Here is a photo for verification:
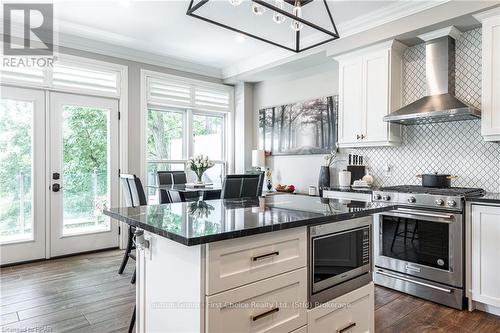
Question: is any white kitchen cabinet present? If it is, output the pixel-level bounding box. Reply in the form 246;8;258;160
206;268;307;333
307;282;375;333
206;227;306;295
333;41;405;148
475;9;500;141
470;204;500;312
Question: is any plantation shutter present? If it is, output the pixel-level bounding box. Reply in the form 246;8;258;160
147;76;232;112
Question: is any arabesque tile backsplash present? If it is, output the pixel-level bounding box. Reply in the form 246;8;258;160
344;28;500;193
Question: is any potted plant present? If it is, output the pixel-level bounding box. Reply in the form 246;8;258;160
187;155;215;184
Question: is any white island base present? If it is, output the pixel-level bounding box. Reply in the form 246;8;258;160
135;227;374;333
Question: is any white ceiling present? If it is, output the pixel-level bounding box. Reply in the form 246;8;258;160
48;0;403;75
12;0;493;79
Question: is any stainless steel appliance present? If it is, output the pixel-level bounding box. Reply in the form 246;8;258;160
383;32;480;125
372;185;485;309
309;216;372;306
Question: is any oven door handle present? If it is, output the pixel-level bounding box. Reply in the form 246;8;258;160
376;270;453;293
384;209;455;221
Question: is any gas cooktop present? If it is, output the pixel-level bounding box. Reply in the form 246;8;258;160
379;185;485;197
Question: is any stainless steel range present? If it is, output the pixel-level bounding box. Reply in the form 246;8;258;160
372;185;485;309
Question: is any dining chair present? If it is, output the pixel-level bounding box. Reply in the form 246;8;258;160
118;174;147;284
171;171;188;185
156;171;174;204
221;174;261;199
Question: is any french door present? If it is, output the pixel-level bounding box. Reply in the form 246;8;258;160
49;93;119;256
0;88;119;264
0;87;46;264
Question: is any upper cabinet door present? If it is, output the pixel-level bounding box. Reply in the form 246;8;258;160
338;59;363;145
363;50;390;143
334;40;404;148
478;11;500;141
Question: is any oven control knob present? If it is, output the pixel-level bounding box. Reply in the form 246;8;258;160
447;200;457;207
407;197;416;203
374;194;382;200
382;195;391;201
435;199;444;206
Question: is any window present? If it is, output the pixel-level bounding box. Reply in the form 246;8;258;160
146;108;227;192
144;72;233;202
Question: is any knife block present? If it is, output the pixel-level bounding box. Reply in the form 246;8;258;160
347;166;365;184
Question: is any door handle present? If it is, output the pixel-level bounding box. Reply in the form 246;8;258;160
52;183;63;192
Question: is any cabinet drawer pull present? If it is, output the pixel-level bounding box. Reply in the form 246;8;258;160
336;322;356;333
252;251;279;261
250;307;279;321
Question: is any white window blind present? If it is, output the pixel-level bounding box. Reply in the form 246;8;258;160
52;62;119;95
1;56;121;97
1;66;45;85
147;76;232;112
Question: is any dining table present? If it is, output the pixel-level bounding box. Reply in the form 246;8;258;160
147;183;222;202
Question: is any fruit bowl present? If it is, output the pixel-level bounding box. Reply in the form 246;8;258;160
275;184;295;193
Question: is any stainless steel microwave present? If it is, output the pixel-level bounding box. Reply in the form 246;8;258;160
309;216;372;306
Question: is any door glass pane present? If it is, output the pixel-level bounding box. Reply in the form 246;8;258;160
62;105;111;235
193;114;223;161
0;99;34;243
381;216;450;270
148;109;184;160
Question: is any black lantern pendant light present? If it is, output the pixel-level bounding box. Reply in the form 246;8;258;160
186;0;340;53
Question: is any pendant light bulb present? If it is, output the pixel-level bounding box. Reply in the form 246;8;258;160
228;0;243;6
272;0;286;24
291;1;304;31
252;2;266;15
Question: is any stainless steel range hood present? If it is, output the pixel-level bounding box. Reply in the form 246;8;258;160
384;28;480;125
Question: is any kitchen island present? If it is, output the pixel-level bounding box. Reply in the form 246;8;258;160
104;195;395;333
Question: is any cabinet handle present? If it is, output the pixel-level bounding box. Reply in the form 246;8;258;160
250;307;279;321
356;134;361;140
360;134;365;139
252;251;279;261
336;322;356;333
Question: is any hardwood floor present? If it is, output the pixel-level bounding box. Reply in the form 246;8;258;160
1;250;499;333
375;285;500;332
0;250;135;333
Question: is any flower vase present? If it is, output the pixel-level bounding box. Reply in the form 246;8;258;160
318;166;330;197
196;173;204;184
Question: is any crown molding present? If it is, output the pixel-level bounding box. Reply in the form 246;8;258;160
418;26;462;41
472;6;500;22
1;18;223;79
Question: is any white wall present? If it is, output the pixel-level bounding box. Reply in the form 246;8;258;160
252;61;339;194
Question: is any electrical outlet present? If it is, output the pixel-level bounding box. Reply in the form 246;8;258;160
384;165;392;177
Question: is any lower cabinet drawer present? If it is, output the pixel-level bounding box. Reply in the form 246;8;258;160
206;268;307;333
307;283;374;333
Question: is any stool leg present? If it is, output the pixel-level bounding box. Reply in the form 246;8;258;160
131;268;136;284
128;305;136;333
119;226;134;274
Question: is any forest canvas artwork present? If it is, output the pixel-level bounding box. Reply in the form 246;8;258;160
258;96;338;155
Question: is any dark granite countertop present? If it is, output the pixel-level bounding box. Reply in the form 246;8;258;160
323;186;377;194
104;194;395;246
466;193;500;204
